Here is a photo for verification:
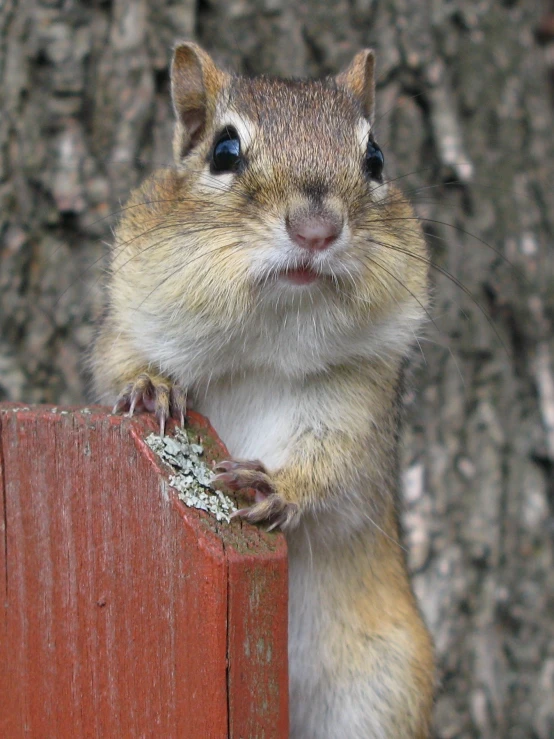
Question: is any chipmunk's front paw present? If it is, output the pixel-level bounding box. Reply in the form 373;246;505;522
112;372;186;435
213;460;300;531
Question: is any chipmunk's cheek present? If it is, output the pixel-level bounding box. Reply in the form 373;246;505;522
196;168;235;195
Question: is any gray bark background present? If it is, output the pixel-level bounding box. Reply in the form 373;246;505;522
1;1;553;737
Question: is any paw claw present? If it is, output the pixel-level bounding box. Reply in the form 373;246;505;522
112;373;187;434
214;459;299;531
128;395;138;417
112;397;127;415
233;495;300;531
213;460;235;473
170;385;187;428
212;472;238;489
214;459;266;474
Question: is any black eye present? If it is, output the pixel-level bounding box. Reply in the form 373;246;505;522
365;138;384;182
211;128;242;174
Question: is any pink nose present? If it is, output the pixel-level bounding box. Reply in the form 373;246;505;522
287;217;341;251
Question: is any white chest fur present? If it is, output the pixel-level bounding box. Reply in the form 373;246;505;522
193;372;299;469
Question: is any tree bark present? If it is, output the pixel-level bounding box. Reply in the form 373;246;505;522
1;1;553;736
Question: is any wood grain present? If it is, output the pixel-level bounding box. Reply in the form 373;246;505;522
0;404;288;738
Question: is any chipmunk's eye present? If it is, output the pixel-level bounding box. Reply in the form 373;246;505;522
211;128;242;174
365;138;384;182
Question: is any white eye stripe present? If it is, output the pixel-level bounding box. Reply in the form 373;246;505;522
371;180;389;202
356;120;372;152
218;111;256;150
197;169;235;194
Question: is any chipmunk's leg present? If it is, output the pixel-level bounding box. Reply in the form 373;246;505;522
113;372;187;435
212;424;360;532
92;321;187;434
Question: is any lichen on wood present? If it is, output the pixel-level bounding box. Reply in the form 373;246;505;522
145;426;237;523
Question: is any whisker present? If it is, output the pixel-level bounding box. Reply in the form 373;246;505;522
350;233;509;356
132;240;245;316
372;213;523;283
345;245;467;386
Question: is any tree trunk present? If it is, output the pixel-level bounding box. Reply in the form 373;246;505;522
1;1;553;736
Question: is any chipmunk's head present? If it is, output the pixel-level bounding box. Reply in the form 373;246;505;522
114;43;428;373
165;43;427;331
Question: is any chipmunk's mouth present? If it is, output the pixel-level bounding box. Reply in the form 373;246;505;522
280;265;320;285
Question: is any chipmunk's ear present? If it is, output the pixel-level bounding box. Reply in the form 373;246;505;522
171;42;229;159
336;50;376;123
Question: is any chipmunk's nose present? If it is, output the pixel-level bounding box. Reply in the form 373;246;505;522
286;214;342;251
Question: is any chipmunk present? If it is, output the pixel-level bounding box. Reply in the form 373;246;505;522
92;42;435;738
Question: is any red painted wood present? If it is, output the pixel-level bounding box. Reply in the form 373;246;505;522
227;533;289;737
0;404;288;738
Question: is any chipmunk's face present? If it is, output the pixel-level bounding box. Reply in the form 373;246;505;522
193;78;390;294
164;44;427;334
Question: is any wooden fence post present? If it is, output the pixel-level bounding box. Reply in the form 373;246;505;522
0;404;288;738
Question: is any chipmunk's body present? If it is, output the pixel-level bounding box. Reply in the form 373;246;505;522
93;43;434;737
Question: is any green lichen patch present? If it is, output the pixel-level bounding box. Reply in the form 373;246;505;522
145;426;237;523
